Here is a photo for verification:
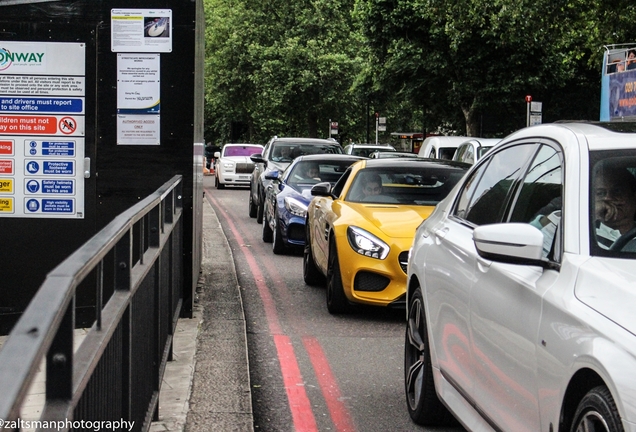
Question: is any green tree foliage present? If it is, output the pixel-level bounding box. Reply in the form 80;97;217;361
205;0;636;143
355;0;582;136
353;0;636;136
204;0;365;144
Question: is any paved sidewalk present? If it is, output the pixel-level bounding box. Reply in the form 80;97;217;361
152;196;254;431
0;197;253;432
149;314;201;432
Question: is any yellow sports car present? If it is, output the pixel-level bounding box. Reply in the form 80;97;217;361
303;158;469;313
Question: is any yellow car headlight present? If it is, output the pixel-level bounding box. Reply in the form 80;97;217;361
347;226;389;260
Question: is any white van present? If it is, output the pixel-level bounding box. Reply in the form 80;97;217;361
452;138;501;165
417;136;475;160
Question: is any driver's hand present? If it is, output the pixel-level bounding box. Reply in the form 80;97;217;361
596;199;619;223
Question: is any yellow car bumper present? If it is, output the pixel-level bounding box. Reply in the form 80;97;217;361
335;235;410;307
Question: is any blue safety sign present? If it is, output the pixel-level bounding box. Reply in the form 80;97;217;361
26;199;39;212
24;141;76;157
24;179;75;194
26;179;40;193
42;199;74;213
42;141;75;156
26;161;39;174
42;161;74;175
41;179;74;194
0;97;83;113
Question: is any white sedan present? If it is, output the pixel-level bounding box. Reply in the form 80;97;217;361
214;144;263;189
405;122;636;432
214;143;264;189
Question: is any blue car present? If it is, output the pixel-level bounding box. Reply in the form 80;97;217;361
261;154;365;254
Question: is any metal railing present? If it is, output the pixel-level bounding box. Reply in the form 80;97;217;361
0;175;184;432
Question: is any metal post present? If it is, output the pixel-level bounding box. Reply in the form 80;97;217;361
375;115;379;145
366;102;370;144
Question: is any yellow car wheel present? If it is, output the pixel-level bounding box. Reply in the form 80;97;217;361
303;224;325;286
326;239;350;314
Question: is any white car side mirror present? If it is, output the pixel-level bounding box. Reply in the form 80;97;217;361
473;223;544;264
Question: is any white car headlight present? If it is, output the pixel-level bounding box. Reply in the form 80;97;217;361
222;162;235;169
284;197;307;217
347;226;390;259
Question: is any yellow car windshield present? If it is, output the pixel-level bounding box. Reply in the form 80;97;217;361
346;167;466;205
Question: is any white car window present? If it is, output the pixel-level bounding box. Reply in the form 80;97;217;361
509;144;563;259
590;153;636;255
462;145;475;165
454;144;537;225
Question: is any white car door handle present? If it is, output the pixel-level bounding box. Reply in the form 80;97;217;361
434;227;448;245
434;228;448;239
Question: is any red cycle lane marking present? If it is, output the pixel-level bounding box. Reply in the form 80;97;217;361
275;334;319;431
303;337;356;432
206;193;317;431
213;203;283;334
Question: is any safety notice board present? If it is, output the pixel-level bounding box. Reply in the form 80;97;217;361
0;41;85;218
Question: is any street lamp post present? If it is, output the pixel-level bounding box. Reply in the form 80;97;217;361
375;113;379;144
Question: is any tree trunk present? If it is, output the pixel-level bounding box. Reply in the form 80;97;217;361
462;101;480;137
307;111;318;138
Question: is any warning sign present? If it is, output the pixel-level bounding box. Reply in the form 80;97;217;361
117;114;159;145
0;41;85;219
0;197;13;213
0;115;83;136
0;178;13;193
59;117;77;134
0;160;13;174
0;115;56;134
0;140;13;155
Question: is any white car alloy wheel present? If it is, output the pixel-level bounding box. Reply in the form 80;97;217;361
570;386;622;432
404;286;453;426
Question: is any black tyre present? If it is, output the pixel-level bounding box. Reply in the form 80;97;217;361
405;286;454;425
303;224;325;286
570;386;623;432
272;212;286;255
215;175;225;189
256;191;264;224
248;192;257;218
262;212;273;242
326;240;350;314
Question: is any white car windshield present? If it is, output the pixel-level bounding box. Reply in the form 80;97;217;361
223;145;262;157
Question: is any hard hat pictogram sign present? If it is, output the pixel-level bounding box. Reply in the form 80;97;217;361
59;117;77;135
